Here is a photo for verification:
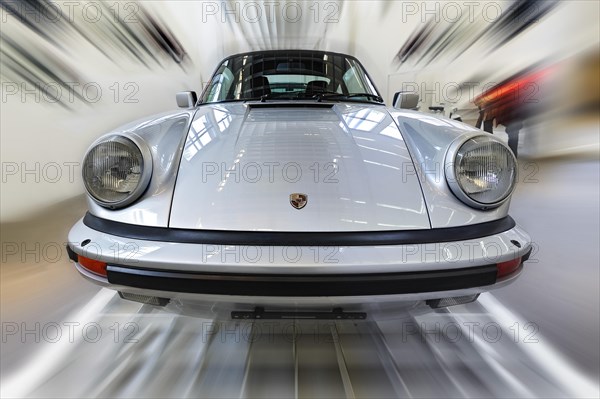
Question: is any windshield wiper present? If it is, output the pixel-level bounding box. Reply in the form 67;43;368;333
260;93;274;102
239;93;275;102
314;92;384;103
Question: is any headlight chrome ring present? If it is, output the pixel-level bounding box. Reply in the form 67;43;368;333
446;135;517;210
82;135;152;209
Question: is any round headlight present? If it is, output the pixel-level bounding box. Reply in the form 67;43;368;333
83;135;152;209
446;136;517;209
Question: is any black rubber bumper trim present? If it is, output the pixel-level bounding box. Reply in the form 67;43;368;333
83;212;516;247
107;264;498;297
522;247;533;262
66;245;78;262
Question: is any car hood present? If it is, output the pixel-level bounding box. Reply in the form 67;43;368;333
169;102;429;232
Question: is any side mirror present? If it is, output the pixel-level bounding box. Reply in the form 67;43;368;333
176;91;197;108
393;91;419;110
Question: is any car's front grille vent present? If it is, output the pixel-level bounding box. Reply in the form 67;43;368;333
247;102;334;109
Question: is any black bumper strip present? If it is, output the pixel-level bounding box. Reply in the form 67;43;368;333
107;265;498;297
66;245;78;262
83;212;516;247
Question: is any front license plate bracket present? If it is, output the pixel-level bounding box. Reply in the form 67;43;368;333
231;307;367;320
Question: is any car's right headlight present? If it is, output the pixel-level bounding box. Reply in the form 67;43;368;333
446;135;517;209
82;135;152;209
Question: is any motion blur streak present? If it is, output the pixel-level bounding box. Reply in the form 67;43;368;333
0;0;189;108
476;294;599;398
0;288;117;398
2;292;598;398
395;0;560;66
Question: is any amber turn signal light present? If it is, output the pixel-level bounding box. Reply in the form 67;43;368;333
497;257;522;278
78;255;108;277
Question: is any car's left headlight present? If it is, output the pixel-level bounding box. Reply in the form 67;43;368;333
82;135;152;209
446;135;517;209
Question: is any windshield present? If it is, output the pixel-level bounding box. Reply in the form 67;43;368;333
201;50;382;104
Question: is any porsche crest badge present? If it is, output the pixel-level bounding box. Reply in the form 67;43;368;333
290;193;308;210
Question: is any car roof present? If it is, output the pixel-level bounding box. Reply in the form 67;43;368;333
220;49;361;62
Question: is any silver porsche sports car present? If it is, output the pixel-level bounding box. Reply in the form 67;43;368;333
67;50;531;318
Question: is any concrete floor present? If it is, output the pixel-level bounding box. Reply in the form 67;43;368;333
1;158;599;398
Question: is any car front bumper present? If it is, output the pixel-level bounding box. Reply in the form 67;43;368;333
67;215;532;310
